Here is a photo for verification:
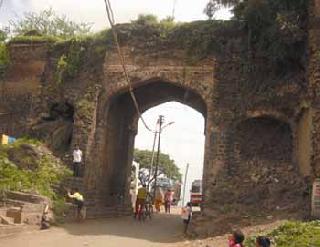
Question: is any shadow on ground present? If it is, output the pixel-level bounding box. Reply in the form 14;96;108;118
61;212;184;244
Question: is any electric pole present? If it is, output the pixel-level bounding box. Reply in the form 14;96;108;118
153;115;164;200
182;163;190;207
147;120;159;190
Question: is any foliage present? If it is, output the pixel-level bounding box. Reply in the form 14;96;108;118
167;20;242;61
76;98;95;121
245;221;320;247
0;30;7;42
0;138;72;200
204;0;308;72
10;8;92;38
0;43;10;80
134;149;182;185
55;39;86;84
133;14;159;26
204;0;220;20
10;35;63;43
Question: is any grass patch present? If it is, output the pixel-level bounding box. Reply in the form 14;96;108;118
9;35;63;43
245;221;320;247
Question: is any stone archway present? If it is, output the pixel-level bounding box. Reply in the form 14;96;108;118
84;78;210;214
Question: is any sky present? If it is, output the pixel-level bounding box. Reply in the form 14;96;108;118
134;102;205;204
0;0;232;30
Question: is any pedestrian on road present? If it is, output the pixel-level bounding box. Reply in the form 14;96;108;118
228;230;245;247
73;145;83;177
68;188;85;221
154;187;164;212
135;184;147;218
256;236;271;247
164;189;174;213
40;204;50;230
181;202;192;234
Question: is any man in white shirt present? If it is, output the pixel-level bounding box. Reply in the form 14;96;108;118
73;145;83;177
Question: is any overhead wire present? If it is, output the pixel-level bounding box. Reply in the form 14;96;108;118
103;0;154;132
172;0;178;19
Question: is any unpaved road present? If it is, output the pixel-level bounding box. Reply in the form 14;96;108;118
0;212;185;247
0;208;284;247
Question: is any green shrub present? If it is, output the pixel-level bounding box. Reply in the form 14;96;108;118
245;221;320;247
0;138;72;201
55;39;86;84
0;43;9;80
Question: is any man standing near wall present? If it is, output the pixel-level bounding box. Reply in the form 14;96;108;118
73;145;83;177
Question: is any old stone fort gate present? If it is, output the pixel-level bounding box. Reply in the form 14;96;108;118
2;0;320;233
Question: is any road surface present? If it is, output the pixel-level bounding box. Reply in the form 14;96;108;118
0;211;185;247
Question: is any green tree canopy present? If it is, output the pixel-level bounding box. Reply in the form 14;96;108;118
10;8;92;38
204;0;308;72
134;149;182;185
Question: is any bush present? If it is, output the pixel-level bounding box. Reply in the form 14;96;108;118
245;221;320;247
0;138;72;200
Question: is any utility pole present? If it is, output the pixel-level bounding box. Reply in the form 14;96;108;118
147;120;159;190
182;163;190;207
153;115;164;200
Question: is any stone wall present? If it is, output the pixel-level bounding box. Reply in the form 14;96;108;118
0;42;48;137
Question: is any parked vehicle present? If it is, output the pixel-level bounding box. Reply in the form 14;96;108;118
190;179;202;206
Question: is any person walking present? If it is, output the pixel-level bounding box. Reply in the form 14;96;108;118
154;186;164;212
181;202;192;234
73;145;83;177
164;189;174;213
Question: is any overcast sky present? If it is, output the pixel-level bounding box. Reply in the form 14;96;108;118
0;0;232;30
0;0;231;202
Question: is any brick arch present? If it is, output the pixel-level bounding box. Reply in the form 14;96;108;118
84;77;210;212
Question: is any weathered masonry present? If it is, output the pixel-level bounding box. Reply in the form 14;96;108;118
2;0;320;234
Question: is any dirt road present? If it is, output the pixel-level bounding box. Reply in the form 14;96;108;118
0;212;185;247
0;207;284;247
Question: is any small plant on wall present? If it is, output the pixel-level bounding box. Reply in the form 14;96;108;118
0;43;10;81
55;39;86;85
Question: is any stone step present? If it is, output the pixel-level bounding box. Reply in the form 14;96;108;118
6;191;49;204
4;199;44;213
0;215;14;225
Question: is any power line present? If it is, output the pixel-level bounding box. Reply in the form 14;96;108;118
103;0;154;132
0;0;4;12
172;0;178;19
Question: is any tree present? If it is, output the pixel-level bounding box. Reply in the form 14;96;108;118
134;149;182;186
204;0;220;20
10;8;92;38
0;30;7;42
133;14;158;25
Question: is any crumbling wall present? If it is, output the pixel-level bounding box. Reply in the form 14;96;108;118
0;42;49;136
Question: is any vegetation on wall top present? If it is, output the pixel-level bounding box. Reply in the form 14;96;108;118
10;8;92;39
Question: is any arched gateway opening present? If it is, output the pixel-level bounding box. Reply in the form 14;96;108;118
86;79;208;212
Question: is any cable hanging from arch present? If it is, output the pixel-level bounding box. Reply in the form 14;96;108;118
103;0;155;132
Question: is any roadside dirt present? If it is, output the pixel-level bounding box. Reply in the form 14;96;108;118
0;206;286;247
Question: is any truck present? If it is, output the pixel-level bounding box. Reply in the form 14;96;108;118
190;179;202;206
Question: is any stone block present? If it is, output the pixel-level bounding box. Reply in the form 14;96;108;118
6;207;22;224
0;215;14;225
